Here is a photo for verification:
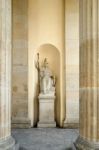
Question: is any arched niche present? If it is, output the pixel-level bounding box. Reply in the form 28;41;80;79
34;44;60;126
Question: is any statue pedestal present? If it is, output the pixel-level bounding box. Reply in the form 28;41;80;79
38;94;56;128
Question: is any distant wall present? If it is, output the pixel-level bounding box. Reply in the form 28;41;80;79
28;0;65;127
11;0;79;128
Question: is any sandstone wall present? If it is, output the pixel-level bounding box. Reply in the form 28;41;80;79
12;0;30;128
28;0;65;126
65;0;79;127
11;0;79;128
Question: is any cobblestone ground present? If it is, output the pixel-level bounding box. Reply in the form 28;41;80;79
12;128;79;150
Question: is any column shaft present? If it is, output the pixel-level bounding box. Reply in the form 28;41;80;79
75;0;99;149
0;0;16;149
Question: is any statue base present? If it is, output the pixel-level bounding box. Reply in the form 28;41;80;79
37;93;56;128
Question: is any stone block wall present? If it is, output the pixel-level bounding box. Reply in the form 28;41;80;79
12;0;30;128
64;0;79;127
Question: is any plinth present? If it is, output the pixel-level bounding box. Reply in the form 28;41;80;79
38;93;56;127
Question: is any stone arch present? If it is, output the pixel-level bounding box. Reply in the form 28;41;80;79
33;43;61;126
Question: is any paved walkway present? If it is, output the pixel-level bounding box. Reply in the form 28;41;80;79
12;128;79;150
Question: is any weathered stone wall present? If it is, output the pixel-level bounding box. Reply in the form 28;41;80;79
64;0;79;127
12;0;30;128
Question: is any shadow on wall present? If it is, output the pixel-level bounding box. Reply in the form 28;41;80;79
33;44;60;126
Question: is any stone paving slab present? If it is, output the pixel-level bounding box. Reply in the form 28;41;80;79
12;128;78;150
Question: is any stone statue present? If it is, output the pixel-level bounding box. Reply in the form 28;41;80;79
40;58;55;94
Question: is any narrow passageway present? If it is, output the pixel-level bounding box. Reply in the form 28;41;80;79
12;128;78;150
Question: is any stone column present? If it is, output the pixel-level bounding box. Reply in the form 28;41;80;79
0;0;16;149
75;0;99;149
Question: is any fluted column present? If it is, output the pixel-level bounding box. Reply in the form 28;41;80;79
75;0;99;149
0;0;15;149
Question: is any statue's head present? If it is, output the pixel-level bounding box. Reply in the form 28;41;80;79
43;58;48;68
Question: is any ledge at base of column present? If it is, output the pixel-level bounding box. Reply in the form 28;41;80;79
0;136;19;150
74;136;99;150
64;123;79;129
12;117;31;128
38;121;56;128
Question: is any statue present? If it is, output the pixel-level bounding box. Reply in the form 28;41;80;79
37;58;56;127
40;58;56;94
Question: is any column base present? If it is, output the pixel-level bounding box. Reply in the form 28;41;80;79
0;136;19;150
74;136;99;150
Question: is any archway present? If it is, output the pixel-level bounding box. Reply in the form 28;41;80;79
33;44;61;126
